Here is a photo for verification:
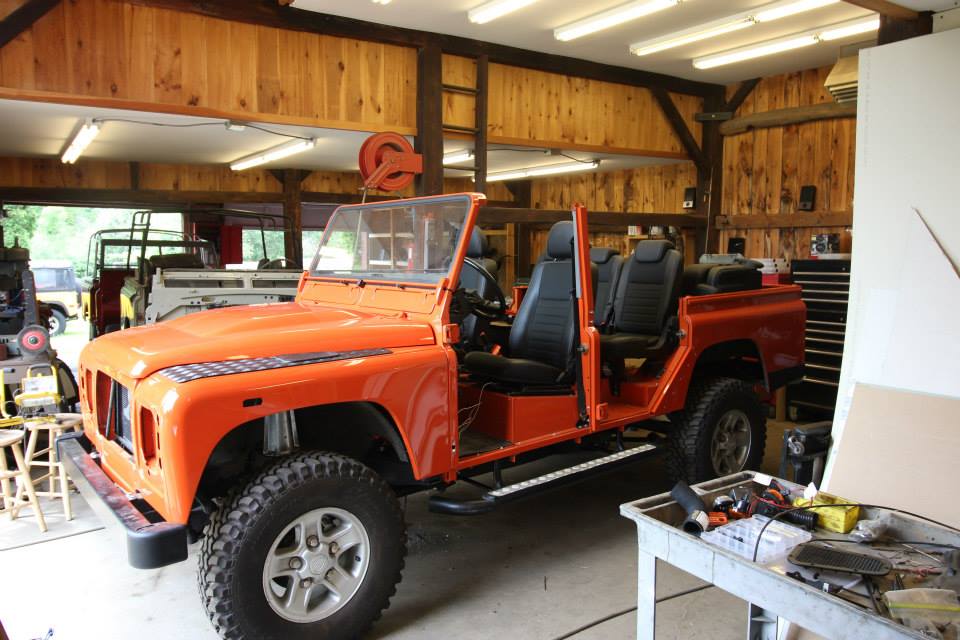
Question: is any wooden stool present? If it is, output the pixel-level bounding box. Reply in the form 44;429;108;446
17;413;83;521
0;429;47;532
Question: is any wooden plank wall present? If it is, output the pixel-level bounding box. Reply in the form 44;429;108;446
0;0;417;132
719;66;855;259
527;162;699;262
0;0;29;21
443;54;701;158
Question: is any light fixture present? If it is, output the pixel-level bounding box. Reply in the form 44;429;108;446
61;118;101;164
630;0;840;57
753;0;838;23
819;16;880;40
230;137;317;171
371;0;392;4
554;0;680;42
468;0;539;25
631;14;754;56
692;16;879;69
484;160;600;182
224;121;247;132
443;149;475;165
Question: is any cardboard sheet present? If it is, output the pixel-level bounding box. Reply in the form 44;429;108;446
825;382;960;529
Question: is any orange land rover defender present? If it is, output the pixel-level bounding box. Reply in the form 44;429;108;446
61;193;804;640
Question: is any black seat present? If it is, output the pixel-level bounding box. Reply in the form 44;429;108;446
601;240;683;389
590;247;622;330
681;261;762;296
459;228;500;346
463;221;579;386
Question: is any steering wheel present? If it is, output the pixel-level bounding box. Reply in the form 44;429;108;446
461;257;508;321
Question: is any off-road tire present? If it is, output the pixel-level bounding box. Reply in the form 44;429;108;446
197;452;406;640
48;309;67;336
667;377;766;483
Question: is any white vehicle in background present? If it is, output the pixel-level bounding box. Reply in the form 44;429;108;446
82;209;301;333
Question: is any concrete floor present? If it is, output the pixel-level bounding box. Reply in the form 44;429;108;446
0;426;793;640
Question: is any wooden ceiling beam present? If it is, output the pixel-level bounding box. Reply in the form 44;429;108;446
118;0;721;97
843;0;919;20
0;0;61;48
650;86;707;171
724;78;761;114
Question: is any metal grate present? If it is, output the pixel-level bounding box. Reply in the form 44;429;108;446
788;543;892;576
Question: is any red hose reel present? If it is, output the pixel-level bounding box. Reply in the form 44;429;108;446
358;132;422;192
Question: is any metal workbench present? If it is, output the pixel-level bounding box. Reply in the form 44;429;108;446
620;471;959;640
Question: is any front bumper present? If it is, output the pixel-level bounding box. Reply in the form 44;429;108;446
57;432;188;569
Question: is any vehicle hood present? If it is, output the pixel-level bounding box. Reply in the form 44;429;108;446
82;302;435;381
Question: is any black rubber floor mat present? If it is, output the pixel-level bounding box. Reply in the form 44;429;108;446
788;543;892;576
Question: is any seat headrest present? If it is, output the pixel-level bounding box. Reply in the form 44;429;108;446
546;221;575;260
467;228;488;259
589;247;620;264
632;240;675;263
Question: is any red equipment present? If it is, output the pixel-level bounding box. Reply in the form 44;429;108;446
358;132;422;192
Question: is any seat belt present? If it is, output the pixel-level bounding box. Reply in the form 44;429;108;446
569;239;589;429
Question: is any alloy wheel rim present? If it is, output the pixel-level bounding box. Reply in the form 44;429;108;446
710;409;752;475
261;507;371;623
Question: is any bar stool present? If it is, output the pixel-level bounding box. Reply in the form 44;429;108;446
0;428;47;532
17;413;83;521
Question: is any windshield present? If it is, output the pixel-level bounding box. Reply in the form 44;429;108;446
310;195;471;284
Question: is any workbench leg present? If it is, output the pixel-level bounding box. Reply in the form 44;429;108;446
636;549;657;640
747;603;779;640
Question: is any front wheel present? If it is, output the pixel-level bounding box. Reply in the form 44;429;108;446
667;377;766;483
198;452;406;640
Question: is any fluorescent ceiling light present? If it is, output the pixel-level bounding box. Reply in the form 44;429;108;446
630;0;840;57
692;16;878;69
443;150;475;165
230;138;317;171
372;0;392;4
468;0;539;25
631;15;754;56
820;16;880;40
754;0;838;22
555;0;680;42
61;118;100;164
485;160;600;182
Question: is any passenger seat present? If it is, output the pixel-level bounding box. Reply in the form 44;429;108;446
590;247;622;330
600;240;683;391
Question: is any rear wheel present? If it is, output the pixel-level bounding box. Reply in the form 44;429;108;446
667;377;766;483
198;452;406;640
47;309;67;336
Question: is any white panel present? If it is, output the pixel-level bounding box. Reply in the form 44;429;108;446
825;28;960;484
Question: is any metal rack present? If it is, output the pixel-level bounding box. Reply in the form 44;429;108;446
789;259;851;418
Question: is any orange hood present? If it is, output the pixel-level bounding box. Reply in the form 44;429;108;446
81;302;436;381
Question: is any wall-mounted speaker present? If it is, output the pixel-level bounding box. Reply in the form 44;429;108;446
798;185;816;211
683;187;696;210
727;237;746;255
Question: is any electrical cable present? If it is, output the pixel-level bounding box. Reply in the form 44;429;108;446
751;503;960;562
548;584;715;640
92;118;316;142
485;146;599;164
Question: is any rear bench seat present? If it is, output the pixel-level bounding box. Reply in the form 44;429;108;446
681;261;763;296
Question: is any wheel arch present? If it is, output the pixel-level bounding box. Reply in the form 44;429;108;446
691;338;768;390
194;400;416;508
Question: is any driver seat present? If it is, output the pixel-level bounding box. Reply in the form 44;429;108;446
463;221;579;386
459;229;500;346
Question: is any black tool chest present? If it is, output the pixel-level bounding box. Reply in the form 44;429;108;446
787;259;850;418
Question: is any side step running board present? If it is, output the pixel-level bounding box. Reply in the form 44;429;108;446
429;444;658;515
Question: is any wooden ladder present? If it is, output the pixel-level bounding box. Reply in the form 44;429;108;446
440;54;489;193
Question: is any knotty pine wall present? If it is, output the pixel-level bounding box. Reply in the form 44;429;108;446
718;66;855;259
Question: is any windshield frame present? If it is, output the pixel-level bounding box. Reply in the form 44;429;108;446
307;193;478;288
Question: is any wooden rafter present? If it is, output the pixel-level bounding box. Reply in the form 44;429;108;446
720;102;857;136
725;78;760;114
843;0;918;19
649;86;706;170
0;0;60;48
118;0;720;97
